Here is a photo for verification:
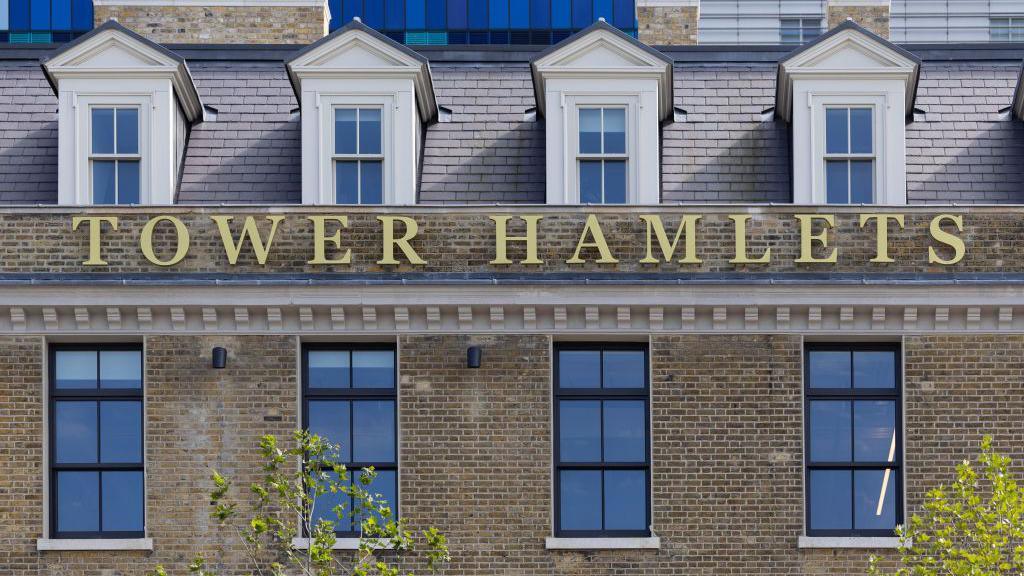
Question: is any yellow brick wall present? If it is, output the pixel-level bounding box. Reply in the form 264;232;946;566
94;5;327;44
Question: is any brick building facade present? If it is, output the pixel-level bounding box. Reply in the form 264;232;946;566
2;2;1024;575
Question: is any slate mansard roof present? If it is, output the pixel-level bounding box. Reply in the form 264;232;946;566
2;39;1024;204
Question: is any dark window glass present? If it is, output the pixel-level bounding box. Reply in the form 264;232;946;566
850;108;873;154
335;108;357;154
335;161;359;204
579;108;601;154
825;108;847;154
359;109;382;155
555;344;649;536
603;108;625;154
92;161;116;205
334;108;384;205
71;0;91;30
805;344;900;536
91;108;114;153
825;160;848;205
603;160;627;204
850;160;873;204
115;108;138;154
51;345;144;538
303;345;397;536
116;161;140;205
579;160;602;204
360;161;383;205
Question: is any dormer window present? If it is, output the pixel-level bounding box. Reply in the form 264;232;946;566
286;19;437;206
824;106;874;204
776;20;920;205
90;107;141;205
333;107;383;204
41;20;202;205
577;107;627;204
531;20;673;205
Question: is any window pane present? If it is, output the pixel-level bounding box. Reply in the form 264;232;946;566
825;108;848;154
356;468;397;523
603;469;646;531
308;401;351;461
854;351;896;389
825;160;849;205
603;400;645;462
808;350;851;389
117;161;140;205
854;400;896;462
850;160;873;204
91;108;114;154
579;108;601;154
558;350;600;388
359;108;381;155
93;160;116;205
603;350;644;388
603;160;626;204
102;471;144;532
850;108;872;154
353;401;395;462
808;400;851;462
99;350;142;388
579;160;602;204
854;469;897;531
56;350;97;389
308;350;350;389
559;400;600;462
603;108;625;154
334;108;357;154
352;350;394;388
335;161;359;204
100;401;142;463
115;108;138;154
360;161;383;205
57;471;99;533
55;400;98;463
808;469;852;531
312;470;350;532
559;470;601;531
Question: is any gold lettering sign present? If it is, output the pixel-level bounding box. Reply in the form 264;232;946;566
859;213;905;263
140;215;190;266
211;215;284;265
72;215;118;266
639;214;702;264
928;214;965;265
728;214;770;264
490;215;543;265
307;215;352;265
377;216;425;265
566;214;618;264
794;214;837;264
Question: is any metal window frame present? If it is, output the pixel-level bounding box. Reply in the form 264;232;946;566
331;106;386;205
553;342;651;538
48;343;145;539
803;343;903;538
301;343;398;537
88;106;141;206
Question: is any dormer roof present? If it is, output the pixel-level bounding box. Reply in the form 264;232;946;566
40;19;203;122
285;18;437;122
530;20;674;120
775;20;921;122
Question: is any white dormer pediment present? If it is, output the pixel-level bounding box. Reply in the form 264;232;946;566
60;37;169;69
287;20;436;121
531;22;673;120
776;21;920;122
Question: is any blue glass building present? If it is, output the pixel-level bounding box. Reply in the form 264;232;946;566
329;0;637;45
0;0;634;45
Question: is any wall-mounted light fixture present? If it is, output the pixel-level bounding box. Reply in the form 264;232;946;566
212;347;227;369
466;345;482;369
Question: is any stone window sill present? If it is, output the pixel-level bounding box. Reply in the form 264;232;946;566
291;537;396;551
36;538;154;552
545;536;661;550
798;536;902;549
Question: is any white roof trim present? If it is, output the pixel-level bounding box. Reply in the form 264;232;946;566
776;26;919;122
42;24;202;122
286;25;437;121
531;26;673;120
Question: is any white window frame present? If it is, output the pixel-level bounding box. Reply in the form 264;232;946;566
821;105;877;205
87;104;143;205
564;94;641;204
806;93;890;205
315;93;396;205
330;105;387;205
574;105;630;204
780;17;822;44
991;16;1024;42
74;94;152;206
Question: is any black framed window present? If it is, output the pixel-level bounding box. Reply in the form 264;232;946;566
49;344;144;539
554;343;650;537
805;343;902;537
302;344;397;535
